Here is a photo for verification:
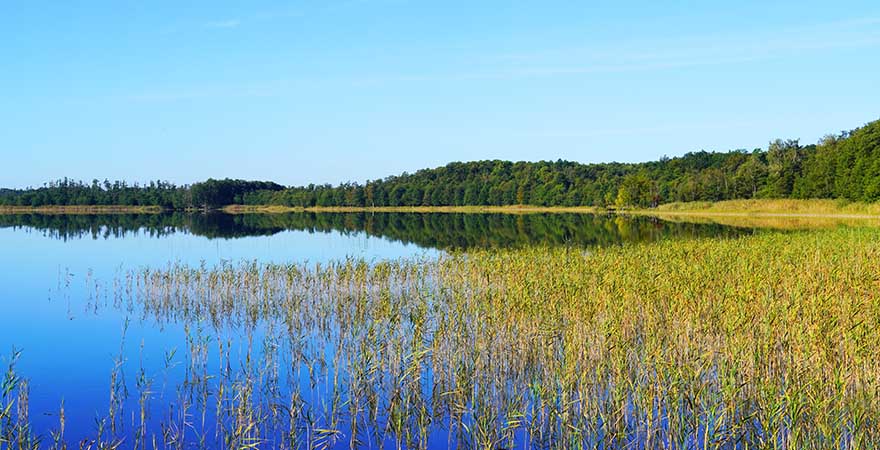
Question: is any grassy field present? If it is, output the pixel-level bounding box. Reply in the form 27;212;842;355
5;226;878;448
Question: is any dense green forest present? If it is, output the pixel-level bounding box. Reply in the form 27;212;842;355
2;118;878;208
0;179;283;209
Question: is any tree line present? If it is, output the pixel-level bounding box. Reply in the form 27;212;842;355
0;178;283;209
245;118;880;207
2;118;878;209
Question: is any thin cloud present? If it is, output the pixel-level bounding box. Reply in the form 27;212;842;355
204;19;241;29
339;15;880;85
487;15;880;79
140;13;880;101
499;16;880;61
123;79;312;103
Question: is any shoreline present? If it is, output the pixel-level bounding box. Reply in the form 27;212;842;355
627;210;880;220
223;199;880;219
2;199;880;220
0;205;166;214
220;204;603;214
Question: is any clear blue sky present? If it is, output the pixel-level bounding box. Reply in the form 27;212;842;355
2;1;879;188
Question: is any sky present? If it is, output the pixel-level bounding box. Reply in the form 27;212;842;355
2;1;879;188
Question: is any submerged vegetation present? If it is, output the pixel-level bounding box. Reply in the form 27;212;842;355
2;119;879;210
4;227;880;448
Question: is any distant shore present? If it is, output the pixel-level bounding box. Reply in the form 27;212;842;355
0;205;165;214
220;204;603;214
223;199;880;218
3;199;880;219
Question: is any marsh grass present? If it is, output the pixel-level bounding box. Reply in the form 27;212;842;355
641;213;880;230
6;227;880;448
651;198;880;216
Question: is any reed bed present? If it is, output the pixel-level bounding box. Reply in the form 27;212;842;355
4;227;880;449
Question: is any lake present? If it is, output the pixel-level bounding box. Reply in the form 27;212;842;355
0;212;763;448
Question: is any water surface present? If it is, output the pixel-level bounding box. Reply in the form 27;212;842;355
0;212;758;448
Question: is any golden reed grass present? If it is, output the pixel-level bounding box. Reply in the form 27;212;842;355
4;227;879;449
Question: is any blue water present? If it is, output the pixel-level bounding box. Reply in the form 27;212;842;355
0;223;433;446
0;212;757;448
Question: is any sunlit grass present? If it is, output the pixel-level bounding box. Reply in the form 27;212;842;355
652;198;880;216
640;213;880;230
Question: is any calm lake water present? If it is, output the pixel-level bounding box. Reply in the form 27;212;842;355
0;212;754;448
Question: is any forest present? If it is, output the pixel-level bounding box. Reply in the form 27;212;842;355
2;118;878;209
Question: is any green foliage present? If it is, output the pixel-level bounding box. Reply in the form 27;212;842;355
189;179;283;208
0;179;185;208
0;178;282;210
245;119;880;207
796;122;880;201
615;172;656;208
3;119;879;208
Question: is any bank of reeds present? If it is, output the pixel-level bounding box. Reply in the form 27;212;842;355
5;227;880;448
651;198;880;216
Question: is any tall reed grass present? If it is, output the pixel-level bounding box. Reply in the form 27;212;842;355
5;227;880;449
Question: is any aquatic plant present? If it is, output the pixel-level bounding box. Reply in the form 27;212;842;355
9;227;880;448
